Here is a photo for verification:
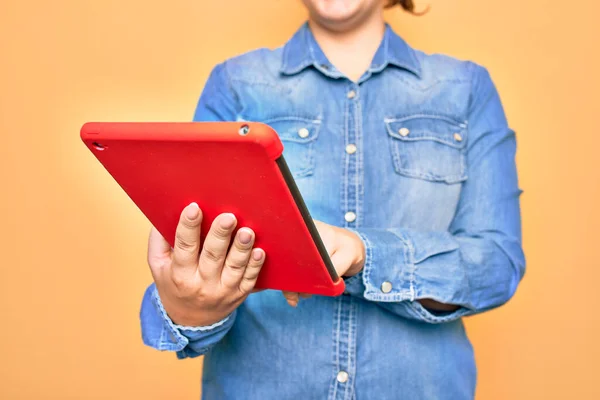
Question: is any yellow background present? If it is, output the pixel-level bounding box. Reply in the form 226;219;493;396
1;0;599;399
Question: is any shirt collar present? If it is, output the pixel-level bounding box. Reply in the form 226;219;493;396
280;22;421;78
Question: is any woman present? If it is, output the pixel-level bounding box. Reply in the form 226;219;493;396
140;1;525;399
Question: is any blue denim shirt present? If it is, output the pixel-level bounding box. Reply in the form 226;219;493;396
140;23;525;400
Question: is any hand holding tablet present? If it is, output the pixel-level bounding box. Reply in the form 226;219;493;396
147;203;265;326
81;122;345;305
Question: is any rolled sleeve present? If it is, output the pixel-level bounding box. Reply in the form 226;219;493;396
347;229;417;302
140;283;235;358
346;229;472;323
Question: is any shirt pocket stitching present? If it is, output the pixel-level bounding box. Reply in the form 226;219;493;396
264;116;321;179
384;115;468;184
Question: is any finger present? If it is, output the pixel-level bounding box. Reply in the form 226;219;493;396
299;293;312;299
330;250;355;277
239;248;266;294
220;228;255;288
282;291;299;307
198;213;237;281
172;203;203;273
147;227;172;280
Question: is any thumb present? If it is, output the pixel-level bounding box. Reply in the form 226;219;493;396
330;250;355;277
147;227;172;277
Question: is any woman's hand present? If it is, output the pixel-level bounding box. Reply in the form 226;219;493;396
282;220;365;306
148;203;266;327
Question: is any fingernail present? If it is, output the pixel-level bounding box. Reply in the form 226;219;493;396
185;203;199;219
220;213;236;229
252;249;263;261
239;229;252;244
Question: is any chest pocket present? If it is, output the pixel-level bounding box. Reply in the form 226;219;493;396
266;117;321;179
384;115;468;184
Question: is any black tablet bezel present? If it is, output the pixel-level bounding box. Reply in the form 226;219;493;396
275;156;340;282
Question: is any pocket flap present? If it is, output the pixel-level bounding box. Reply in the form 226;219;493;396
265;117;321;143
384;115;467;149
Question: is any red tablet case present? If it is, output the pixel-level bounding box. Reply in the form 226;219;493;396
81;122;345;296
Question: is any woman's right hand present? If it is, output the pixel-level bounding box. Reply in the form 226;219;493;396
147;203;265;327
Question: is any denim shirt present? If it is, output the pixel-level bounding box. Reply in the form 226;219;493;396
140;23;525;400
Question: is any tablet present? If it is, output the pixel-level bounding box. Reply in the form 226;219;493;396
80;122;345;296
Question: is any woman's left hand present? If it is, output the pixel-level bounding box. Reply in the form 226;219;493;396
282;220;365;307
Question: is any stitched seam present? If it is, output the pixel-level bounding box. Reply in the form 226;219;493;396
360;233;374;295
292;167;313;179
280;25;314;75
343;300;352;400
384;114;467;125
388;132;401;175
341;87;358;400
280;61;313;75
306;26;318;68
355;89;362;227
385;130;467;149
306;135;315;177
230;79;293;92
359;118;365;197
407;50;421;75
405;234;417;301
384;121;468;183
152;288;186;349
344;298;358;400
385;229;416;300
330;298;343;400
383;30;389;66
280;41;289;71
266;117;321;178
279;136;319;144
262;116;322;124
384;114;467;126
461;137;467;179
343;86;350;228
175;315;230;332
462;118;471;178
393;169;467;184
386;71;470;92
266;119;321;143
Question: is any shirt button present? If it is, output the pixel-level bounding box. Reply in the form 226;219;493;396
344;211;356;223
336;371;349;383
398;127;410;137
298;127;310;138
381;281;393;293
453;133;463;142
347;90;356;99
345;144;357;154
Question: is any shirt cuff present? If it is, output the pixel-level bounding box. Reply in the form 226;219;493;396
140;284;235;358
348;228;416;301
346;228;471;323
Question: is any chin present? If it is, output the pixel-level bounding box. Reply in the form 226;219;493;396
304;0;366;26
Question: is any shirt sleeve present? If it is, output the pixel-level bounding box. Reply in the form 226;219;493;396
344;63;526;323
139;61;242;356
193;61;240;122
140;283;236;358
